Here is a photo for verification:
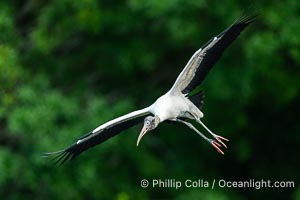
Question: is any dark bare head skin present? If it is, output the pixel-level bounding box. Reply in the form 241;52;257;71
136;115;160;146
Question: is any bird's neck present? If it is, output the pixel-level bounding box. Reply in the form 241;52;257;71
154;115;160;127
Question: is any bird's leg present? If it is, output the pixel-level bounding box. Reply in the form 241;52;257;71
174;119;210;143
174;119;225;154
196;119;229;149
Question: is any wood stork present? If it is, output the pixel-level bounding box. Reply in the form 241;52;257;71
45;14;256;164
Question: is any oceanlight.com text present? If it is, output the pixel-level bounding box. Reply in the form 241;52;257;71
140;179;295;190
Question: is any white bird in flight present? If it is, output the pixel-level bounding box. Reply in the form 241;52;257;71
45;14;256;164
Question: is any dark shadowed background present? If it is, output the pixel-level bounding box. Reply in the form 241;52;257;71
0;0;299;199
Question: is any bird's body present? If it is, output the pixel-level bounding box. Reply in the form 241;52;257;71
45;13;256;164
149;92;202;122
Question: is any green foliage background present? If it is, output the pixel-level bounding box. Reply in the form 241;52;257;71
0;0;299;199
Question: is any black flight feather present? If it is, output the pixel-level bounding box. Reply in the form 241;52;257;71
182;13;257;94
43;114;148;165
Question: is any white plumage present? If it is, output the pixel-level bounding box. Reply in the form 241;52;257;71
45;14;256;164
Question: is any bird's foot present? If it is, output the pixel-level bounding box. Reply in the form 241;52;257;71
211;133;229;149
209;135;229;155
210;139;225;154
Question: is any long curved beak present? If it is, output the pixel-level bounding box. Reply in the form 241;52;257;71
136;125;148;146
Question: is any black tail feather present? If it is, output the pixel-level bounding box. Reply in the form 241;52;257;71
189;91;205;110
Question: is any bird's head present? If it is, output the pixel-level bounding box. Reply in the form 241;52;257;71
136;115;160;146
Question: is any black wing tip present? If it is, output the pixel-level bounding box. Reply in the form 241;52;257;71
42;145;77;165
42;151;68;165
42;131;94;165
235;10;259;26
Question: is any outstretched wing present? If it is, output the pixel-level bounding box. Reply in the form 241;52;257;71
43;108;151;164
170;14;257;95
